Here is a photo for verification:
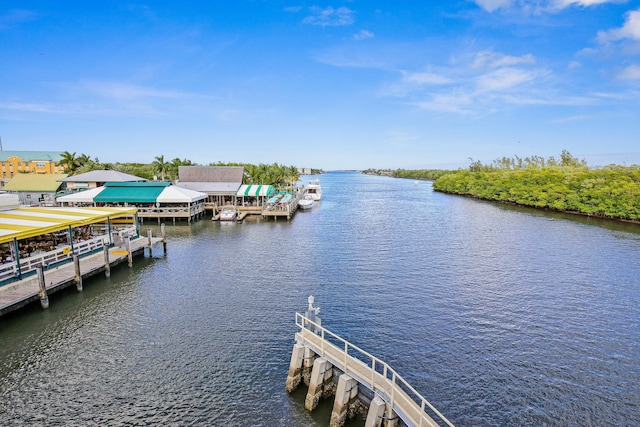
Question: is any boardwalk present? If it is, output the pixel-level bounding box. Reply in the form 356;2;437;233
0;236;163;317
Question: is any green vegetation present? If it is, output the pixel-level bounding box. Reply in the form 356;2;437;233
432;151;640;221
362;168;452;180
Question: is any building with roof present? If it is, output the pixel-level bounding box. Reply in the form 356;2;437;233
176;166;244;206
58;170;147;191
2;173;68;207
56;181;207;223
0;151;66;187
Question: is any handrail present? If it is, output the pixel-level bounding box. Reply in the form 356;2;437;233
295;312;454;427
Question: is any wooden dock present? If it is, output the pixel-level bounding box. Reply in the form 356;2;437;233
0;236;164;317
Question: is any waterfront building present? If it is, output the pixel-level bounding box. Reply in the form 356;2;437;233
176;166;244;206
58;170;147;192
57;181;207;223
1;173;68;206
0;150;66;187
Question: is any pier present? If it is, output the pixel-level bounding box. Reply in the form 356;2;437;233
0;231;165;317
286;297;454;427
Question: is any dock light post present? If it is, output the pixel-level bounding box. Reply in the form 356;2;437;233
306;295;321;333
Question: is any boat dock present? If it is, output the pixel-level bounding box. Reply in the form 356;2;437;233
286;297;454;427
0;233;165;317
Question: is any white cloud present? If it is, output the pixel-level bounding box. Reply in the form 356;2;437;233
302;6;354;27
403;71;452;85
598;9;640;42
0;9;37;29
618;63;640;79
67;80;200;101
476;67;537;92
354;30;374;40
472;51;536;69
474;0;514;13
474;0;625;13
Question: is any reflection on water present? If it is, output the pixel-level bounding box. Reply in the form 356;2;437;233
1;172;638;426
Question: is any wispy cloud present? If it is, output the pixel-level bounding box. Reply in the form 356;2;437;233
473;0;624;13
0;9;37;29
302;6;354;27
598;8;640;42
618;63;640;79
57;80;208;101
354;30;374;40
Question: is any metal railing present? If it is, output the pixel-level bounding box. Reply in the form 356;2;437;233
295;312;454;427
0;226;138;284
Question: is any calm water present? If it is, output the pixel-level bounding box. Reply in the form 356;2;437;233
1;171;639;426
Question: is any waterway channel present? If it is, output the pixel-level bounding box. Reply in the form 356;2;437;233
1;171;638;426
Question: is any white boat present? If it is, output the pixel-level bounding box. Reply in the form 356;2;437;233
218;205;237;221
298;194;315;210
306;179;322;201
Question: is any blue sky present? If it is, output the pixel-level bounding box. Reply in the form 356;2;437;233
1;1;639;170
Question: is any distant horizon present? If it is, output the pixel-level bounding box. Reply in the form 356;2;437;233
2;2;639;170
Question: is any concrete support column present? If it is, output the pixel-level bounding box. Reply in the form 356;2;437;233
285;343;305;393
365;395;386;427
147;227;153;257
329;374;358;427
384;405;399;427
305;357;333;411
126;236;133;268
73;254;83;292
302;346;316;386
36;265;49;309
103;243;111;277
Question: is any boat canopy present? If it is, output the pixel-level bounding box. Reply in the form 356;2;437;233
236;185;275;197
0;206;137;244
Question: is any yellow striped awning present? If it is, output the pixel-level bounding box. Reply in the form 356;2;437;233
0;206;137;244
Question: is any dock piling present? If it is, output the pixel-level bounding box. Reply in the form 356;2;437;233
103;243;111;277
330;374;359;427
36;265;49;309
147;227;153;257
161;223;167;254
126;236;133;267
364;396;386;427
73;254;83;292
305;357;333;411
285;343;306;393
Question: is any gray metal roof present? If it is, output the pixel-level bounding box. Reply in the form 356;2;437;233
176;182;241;195
178;166;244;183
59;170;147;182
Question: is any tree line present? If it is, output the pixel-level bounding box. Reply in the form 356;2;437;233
430;151;640;221
57;151;317;190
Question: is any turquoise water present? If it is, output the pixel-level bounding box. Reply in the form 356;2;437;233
1;171;639;426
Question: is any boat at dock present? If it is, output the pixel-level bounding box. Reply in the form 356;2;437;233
298;194;315;210
306;179;322;201
218;205;238;221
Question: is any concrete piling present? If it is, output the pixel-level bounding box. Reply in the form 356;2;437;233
73;254;83;291
103;243;111;277
126;236;133;267
285;343;306;393
147;227;153;257
384;405;399;427
305;357;333;411
364;396;386;427
330;374;359;427
302;346;316;386
36;265;49;309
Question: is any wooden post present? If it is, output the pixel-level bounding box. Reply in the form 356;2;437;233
126;236;133;268
103;243;111;277
161;223;167;254
147;227;153;257
73;254;83;292
36;265;49;309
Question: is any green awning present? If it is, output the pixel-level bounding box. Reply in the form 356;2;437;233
236;185;275;197
94;182;170;203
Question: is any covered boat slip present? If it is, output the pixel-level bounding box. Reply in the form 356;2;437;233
0;204;139;284
57;182;208;223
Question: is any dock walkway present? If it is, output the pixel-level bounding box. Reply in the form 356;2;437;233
0;236;163;317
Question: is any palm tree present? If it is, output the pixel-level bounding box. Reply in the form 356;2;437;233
152;155;169;181
58;151;77;174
